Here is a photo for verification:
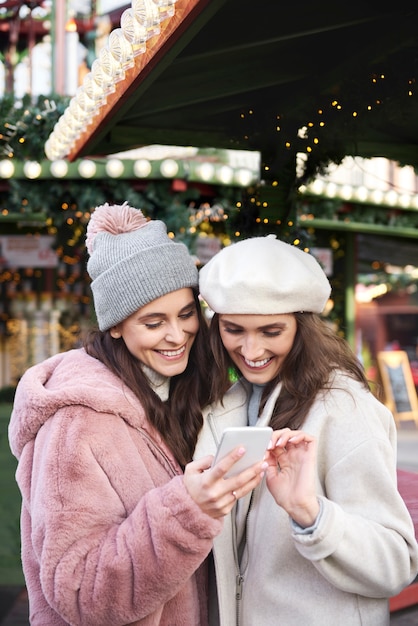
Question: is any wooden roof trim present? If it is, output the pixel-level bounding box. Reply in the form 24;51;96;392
66;0;212;161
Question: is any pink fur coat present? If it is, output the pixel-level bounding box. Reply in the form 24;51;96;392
9;348;222;625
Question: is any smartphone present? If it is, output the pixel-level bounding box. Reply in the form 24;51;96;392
212;426;273;478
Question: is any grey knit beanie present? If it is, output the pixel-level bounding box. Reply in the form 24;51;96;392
86;202;198;331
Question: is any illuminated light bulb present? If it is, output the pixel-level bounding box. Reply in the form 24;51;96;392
310;179;324;195
54;118;75;144
216;165;234;184
108;28;135;70
399;193;411;208
62;107;85;131
120;8;147;55
132;0;161;39
23;161;42;179
133;159;152;177
78;160;97;178
340;185;352;200
195;163;215;181
82;72;106;106
98;45;126;83
160;159;179;177
370;189;384;204
44;138;55;161
91;59;116;95
53;117;77;148
355;186;368;202
69;97;90;124
75;86;98;114
0;159;15;178
384;189;398;206
50;160;69;178
152;0;176;23
234;168;253;186
45;135;68;161
325;182;337;197
106;159;125;177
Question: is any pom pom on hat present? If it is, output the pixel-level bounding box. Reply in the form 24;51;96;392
86;202;198;331
86;201;147;253
199;235;331;315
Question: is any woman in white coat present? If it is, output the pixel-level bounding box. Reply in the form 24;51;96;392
196;234;418;626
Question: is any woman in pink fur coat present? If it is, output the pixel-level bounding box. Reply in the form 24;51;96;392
8;203;266;626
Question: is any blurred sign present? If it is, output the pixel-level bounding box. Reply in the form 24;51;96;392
196;236;222;265
311;247;333;276
0;236;58;268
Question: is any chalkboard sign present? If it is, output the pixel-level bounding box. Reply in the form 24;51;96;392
377;351;418;426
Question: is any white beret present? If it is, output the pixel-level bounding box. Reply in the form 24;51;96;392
199;235;331;314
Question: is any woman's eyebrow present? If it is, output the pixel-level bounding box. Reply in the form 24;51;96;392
139;300;195;321
220;319;242;328
179;300;196;313
221;320;287;331
259;322;287;330
138;312;166;322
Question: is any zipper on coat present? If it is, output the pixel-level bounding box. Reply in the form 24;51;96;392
235;574;244;626
231;505;243;626
233;489;256;626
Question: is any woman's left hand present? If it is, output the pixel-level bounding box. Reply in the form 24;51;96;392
184;450;267;519
265;428;319;528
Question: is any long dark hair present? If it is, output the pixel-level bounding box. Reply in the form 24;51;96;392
84;290;211;466
208;312;369;430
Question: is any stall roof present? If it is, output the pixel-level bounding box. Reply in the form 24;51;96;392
52;0;418;174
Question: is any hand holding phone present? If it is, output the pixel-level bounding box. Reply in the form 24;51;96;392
212;426;273;478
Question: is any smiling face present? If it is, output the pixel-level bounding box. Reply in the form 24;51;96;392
110;288;199;377
218;313;297;384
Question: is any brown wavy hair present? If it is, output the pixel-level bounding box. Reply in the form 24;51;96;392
84;290;211;467
208;312;370;431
